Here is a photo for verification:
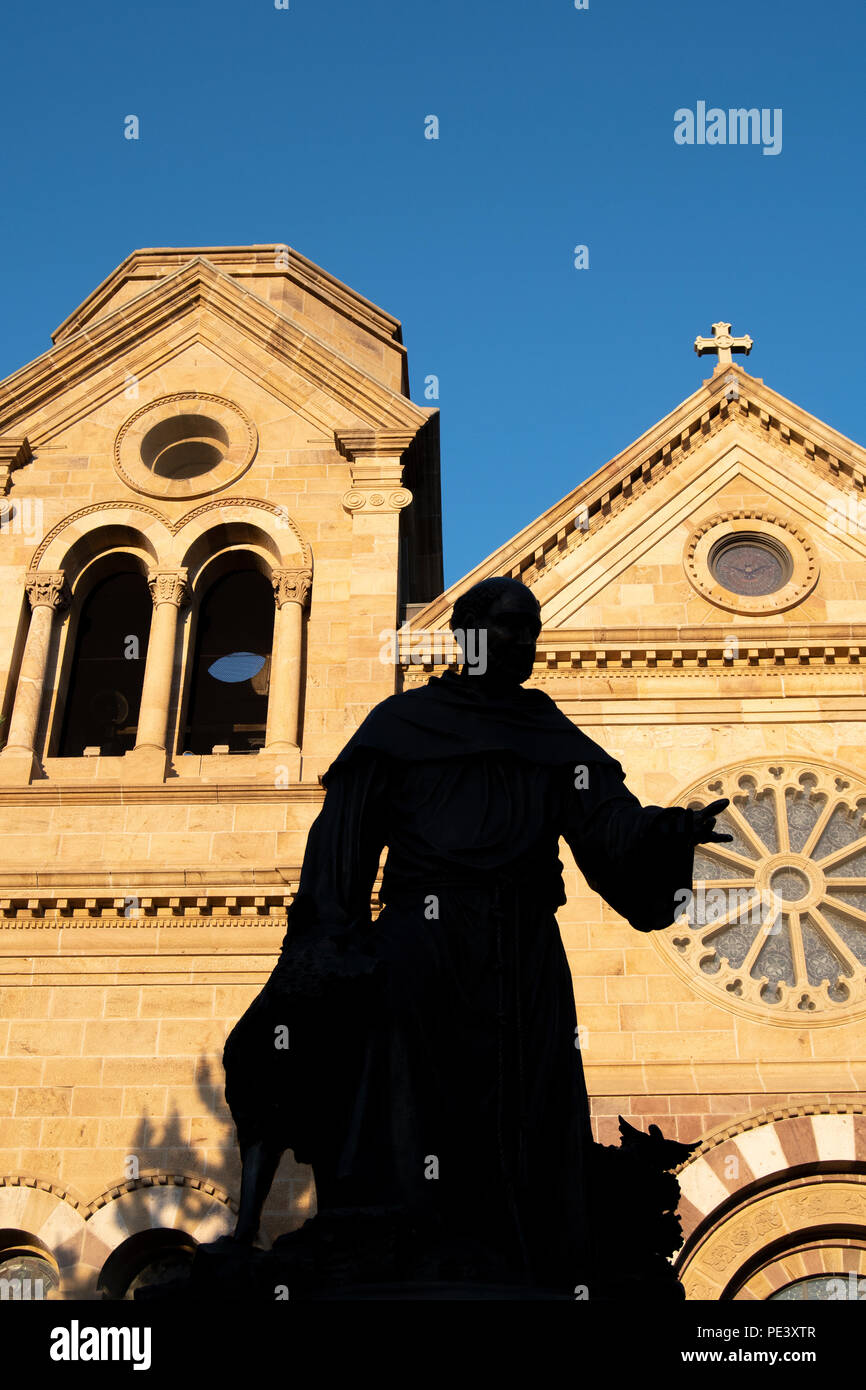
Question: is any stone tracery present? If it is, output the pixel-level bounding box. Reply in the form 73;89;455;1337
659;759;866;1023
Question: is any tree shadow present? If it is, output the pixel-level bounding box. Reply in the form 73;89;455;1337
127;1056;315;1246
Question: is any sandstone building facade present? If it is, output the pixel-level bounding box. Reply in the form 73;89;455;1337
0;252;864;1300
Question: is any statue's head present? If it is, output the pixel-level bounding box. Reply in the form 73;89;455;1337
450;577;541;686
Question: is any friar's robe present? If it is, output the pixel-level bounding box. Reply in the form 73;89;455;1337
224;671;696;1287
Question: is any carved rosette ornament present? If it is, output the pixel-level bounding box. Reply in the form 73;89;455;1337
146;568;190;608
25;571;69;612
657;759;866;1025
272;568;313;609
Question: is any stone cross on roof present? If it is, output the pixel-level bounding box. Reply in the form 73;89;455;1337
694;321;753;367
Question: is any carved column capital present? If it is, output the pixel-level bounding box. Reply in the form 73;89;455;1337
24;570;69;612
147;568;189;608
334;427;417;515
272;567;312;609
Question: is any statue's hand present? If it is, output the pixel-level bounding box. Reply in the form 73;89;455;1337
690;797;733;845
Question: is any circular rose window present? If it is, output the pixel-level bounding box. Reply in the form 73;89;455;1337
708;532;793;597
656;759;866;1025
685;511;818;615
114;393;257;499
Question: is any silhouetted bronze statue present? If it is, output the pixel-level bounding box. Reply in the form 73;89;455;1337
217;577;730;1297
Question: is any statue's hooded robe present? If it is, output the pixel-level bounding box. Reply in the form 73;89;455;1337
224;671;696;1287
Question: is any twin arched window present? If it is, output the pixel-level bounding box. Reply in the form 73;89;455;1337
57;562;276;758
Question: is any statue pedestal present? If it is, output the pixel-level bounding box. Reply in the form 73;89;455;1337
137;1206;581;1302
137;1119;695;1304
183;1208;571;1302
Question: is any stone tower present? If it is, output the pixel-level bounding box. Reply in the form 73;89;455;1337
0;245;440;1297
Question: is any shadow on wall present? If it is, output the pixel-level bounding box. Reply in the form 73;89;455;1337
126;1055;316;1245
0;1056;316;1300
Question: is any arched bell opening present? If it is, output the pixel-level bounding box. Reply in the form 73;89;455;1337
181;556;275;756
55;557;152;758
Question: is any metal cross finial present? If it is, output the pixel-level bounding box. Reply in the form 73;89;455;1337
694;322;753;367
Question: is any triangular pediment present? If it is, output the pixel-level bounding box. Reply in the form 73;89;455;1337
408;364;866;639
0;256;432;448
539;442;866;632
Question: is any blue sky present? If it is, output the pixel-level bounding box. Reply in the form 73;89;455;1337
1;0;864;585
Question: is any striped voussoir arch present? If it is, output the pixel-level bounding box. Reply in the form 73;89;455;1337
676;1104;866;1240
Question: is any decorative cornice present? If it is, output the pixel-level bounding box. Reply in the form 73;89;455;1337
512;385;846;590
0;916;284;931
0;435;33;483
334;428;419;461
0;874;390;926
400;630;866;676
0;893;294;924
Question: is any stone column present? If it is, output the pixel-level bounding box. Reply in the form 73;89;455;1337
0;571;69;780
131;568;189;769
265;567;312;751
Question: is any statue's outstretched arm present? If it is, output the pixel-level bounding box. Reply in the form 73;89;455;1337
562;762;730;933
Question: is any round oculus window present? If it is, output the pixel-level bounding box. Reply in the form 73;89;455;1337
708;533;793;597
139;413;231;480
114;393;257;499
685;512;817;616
